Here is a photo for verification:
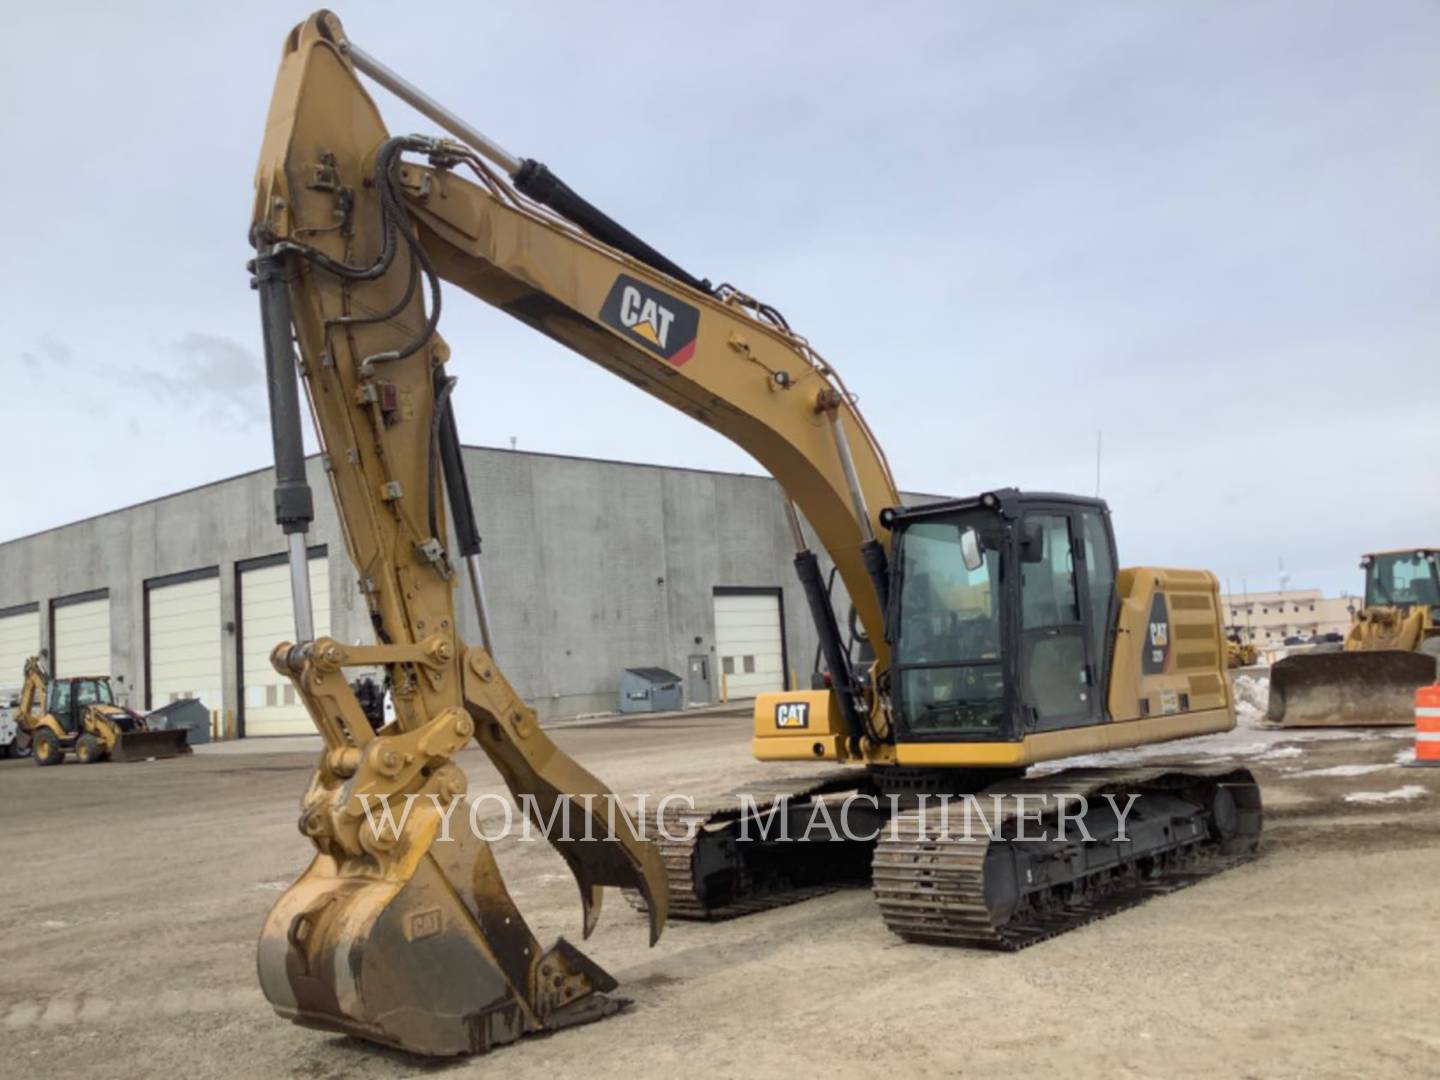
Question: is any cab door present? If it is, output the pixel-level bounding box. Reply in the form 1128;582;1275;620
48;679;76;735
1017;512;1093;730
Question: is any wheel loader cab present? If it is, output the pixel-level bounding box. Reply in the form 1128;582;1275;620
887;491;1117;745
1361;550;1439;615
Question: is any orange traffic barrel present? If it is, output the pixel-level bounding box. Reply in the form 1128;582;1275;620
1414;685;1440;767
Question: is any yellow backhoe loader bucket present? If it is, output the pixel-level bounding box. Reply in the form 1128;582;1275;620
1266;650;1438;727
109;728;192;762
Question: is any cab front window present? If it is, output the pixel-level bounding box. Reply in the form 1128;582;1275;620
893;513;1007;735
1365;552;1440;608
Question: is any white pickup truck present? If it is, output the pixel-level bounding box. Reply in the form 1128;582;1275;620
0;689;27;758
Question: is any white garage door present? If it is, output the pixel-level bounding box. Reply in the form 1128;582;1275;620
714;591;785;699
240;556;330;736
148;574;223;713
0;606;40;694
53;595;111;678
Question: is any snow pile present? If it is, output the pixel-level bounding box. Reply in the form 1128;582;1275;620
1344;785;1428;805
1232;674;1271;728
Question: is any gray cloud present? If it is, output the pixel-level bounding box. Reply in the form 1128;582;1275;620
138;332;267;430
15;332;266;433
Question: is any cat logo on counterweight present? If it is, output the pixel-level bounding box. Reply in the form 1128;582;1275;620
599;274;700;366
775;701;810;729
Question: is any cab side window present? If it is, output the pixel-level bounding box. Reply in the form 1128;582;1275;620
1079;510;1116;673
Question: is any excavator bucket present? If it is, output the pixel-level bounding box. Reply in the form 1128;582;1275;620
258;805;634;1056
1266;650;1438;727
110;728;192;762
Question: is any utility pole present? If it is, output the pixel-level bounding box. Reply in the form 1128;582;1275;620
1243;577;1253;642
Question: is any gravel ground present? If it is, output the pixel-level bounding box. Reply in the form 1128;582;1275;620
1;708;1437;1079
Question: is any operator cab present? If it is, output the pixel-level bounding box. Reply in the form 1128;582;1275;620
48;676;116;734
883;490;1118;744
1361;550;1440;617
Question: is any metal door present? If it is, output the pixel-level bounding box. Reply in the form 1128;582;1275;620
686;654;711;705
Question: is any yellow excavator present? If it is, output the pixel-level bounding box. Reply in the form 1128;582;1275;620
249;11;1260;1056
1268;550;1440;727
12;655;191;765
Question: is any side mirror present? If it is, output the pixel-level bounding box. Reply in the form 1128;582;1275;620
1020;524;1045;564
959;527;985;573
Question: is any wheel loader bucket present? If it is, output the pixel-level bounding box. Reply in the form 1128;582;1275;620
110;728;193;762
1266;650;1439;727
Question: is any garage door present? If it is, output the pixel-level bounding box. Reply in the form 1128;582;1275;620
53;594;111;678
147;573;223;713
0;605;40;693
714;590;785;699
240;556;329;736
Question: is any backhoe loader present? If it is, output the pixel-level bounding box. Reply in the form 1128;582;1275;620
248;10;1260;1056
1268;549;1440;726
13;656;191;765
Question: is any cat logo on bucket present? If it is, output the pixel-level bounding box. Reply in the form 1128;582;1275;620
775;701;810;729
599;274;700;366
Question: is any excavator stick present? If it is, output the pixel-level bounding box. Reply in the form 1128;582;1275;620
109;727;192;762
1266;650;1438;727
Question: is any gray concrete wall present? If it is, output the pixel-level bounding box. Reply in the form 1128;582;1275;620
0;448;862;727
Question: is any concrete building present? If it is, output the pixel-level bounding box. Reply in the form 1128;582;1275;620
1220;588;1360;646
0;447;876;735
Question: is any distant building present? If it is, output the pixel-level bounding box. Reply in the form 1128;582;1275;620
1220;588;1360;645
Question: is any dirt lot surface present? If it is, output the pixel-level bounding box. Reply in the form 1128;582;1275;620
2;708;1438;1079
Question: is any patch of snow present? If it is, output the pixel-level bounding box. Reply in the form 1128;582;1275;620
1255;746;1304;761
1291;763;1390;779
1231;674;1270;729
40;920;69;929
1395;748;1416;765
1344;785;1428;805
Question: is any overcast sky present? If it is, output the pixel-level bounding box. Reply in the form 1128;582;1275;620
2;1;1434;597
